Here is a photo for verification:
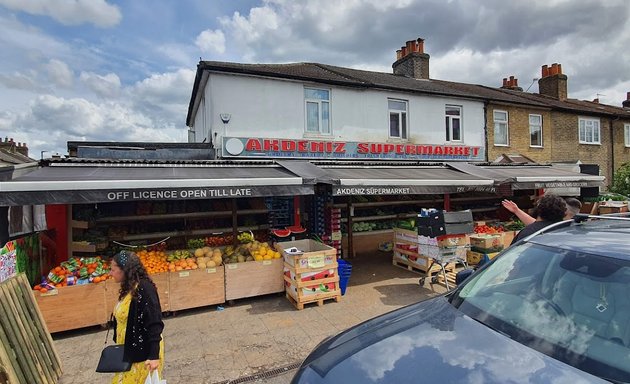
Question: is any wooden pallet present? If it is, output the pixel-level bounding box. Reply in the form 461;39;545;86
392;258;426;274
285;292;341;310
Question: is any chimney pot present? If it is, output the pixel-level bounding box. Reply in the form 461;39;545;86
502;78;508;87
514;78;518;86
416;38;424;54
542;65;549;78
396;49;402;60
401;46;407;56
549;64;557;76
406;40;415;54
593;98;599;103
9;138;13;142
626;92;630;100
557;63;562;75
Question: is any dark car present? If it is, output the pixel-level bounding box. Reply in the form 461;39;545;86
291;215;630;383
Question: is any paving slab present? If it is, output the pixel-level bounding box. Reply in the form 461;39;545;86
55;253;448;384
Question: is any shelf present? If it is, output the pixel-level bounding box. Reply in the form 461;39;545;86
341;213;417;223
333;199;444;209
71;220;89;229
71;242;96;252
96;209;269;224
343;229;394;237
110;225;270;241
450;196;502;203
469;207;498;213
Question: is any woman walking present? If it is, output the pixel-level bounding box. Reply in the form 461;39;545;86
109;250;164;383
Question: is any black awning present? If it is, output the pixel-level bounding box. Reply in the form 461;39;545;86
0;163;314;205
316;164;495;196
446;162;605;190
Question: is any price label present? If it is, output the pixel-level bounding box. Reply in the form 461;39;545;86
206;268;216;274
262;260;272;265
307;255;325;269
227;264;238;270
40;289;59;297
179;271;190;278
331;231;342;241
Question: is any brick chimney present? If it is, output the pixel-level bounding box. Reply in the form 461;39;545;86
500;76;523;91
393;38;430;80
623;92;630;109
538;63;568;100
0;137;29;157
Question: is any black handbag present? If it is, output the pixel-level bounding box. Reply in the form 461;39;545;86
96;345;131;373
96;315;131;373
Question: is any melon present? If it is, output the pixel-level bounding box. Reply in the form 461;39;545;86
286;226;306;234
272;229;291;237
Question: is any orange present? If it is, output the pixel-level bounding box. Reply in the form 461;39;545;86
40;288;48;294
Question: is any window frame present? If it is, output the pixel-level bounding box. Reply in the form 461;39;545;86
529;114;543;148
493;110;509;146
388;98;408;140
304;87;331;135
445;105;463;142
578;117;601;145
625;123;630;147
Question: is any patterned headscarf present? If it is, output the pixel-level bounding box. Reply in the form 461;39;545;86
116;250;129;268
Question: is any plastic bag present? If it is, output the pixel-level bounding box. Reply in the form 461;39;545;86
144;370;166;384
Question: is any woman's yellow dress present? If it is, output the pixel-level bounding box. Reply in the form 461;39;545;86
112;293;164;384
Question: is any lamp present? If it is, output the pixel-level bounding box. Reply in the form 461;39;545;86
219;113;231;124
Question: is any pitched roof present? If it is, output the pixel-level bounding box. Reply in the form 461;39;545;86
187;60;630;125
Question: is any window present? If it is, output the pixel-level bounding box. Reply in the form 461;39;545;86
578;117;600;144
529;114;542;147
625;124;630;147
445;105;462;142
493;110;508;146
304;88;330;134
388;99;408;139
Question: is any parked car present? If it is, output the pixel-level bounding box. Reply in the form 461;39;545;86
291;214;630;383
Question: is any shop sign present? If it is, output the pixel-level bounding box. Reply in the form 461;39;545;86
105;187;253;201
514;181;597;190
333;185;497;196
223;137;484;161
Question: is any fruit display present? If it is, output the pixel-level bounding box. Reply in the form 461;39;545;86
137;249;169;274
223;241;281;263
237;231;254;243
167;249;192;262
34;256;111;291
192;247;224;268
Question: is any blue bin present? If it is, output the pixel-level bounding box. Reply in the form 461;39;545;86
338;259;352;296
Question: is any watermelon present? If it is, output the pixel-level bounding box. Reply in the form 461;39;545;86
272;229;291;237
286;226;306;234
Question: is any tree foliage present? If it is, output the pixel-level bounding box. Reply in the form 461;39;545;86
610;162;630;197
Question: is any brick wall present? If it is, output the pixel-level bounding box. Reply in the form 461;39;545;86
612;118;630;177
551;112;612;186
485;104;553;163
392;52;430;80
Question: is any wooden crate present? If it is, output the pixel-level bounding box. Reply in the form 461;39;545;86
276;239;337;273
283;263;341;310
168;267;225;311
104;272;170;314
225;259;284;300
34;282;108;333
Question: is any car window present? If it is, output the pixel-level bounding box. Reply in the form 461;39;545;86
451;242;630;383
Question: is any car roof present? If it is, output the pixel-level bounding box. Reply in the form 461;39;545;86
526;216;630;260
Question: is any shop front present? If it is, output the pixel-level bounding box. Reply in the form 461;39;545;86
0;159;316;332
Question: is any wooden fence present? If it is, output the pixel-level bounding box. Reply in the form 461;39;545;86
0;273;62;384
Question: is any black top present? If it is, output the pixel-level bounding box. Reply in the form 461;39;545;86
112;279;163;362
511;221;553;245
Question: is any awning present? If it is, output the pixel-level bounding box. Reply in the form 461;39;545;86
0;161;314;206
312;164;495;196
446;162;605;190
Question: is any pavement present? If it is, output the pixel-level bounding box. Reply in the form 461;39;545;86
54;252;448;384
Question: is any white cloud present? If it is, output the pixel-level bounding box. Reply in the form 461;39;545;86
79;71;120;98
195;29;226;55
44;59;73;88
0;0;121;27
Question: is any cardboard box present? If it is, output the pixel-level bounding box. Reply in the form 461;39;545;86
469;234;503;250
501;231;516;248
466;250;500;266
436;234;469;247
276;239;337;273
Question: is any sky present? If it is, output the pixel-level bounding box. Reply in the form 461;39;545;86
0;0;629;158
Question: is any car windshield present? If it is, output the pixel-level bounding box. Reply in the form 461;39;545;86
450;242;630;383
